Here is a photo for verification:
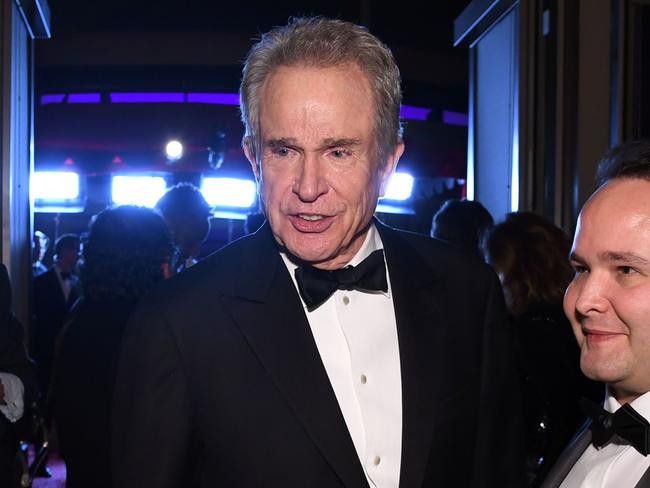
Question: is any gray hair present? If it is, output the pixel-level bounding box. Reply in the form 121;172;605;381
239;16;403;166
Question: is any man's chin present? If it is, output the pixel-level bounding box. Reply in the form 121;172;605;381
277;231;334;261
580;357;627;385
285;246;333;265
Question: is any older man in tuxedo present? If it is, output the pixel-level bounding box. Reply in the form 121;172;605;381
542;139;650;487
112;17;524;488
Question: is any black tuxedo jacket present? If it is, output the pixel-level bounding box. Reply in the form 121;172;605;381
541;421;650;488
112;221;524;487
32;267;80;395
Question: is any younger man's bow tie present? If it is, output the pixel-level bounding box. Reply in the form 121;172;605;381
295;249;388;310
60;271;72;280
580;397;650;456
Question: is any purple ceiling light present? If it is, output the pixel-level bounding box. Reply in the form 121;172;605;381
399;105;432;121
41;91;467;125
41;94;66;105
187;93;240;105
67;93;101;104
442;110;469;126
110;92;184;103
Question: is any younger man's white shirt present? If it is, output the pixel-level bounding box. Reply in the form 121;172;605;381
560;390;650;487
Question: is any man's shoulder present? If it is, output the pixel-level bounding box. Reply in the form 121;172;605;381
379;222;492;275
125;230;272;340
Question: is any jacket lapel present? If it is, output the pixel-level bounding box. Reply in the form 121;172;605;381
540;422;592;488
637;466;650;488
220;223;368;488
377;223;449;488
539;419;650;488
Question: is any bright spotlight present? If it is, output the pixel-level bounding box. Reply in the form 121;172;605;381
382;172;414;201
165;140;183;161
112;175;167;207
201;177;257;208
32;172;80;200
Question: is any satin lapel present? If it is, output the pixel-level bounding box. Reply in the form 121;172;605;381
377;224;448;488
540;422;592;488
221;224;368;488
636;466;650;488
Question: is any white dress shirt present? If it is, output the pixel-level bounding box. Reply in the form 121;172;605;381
561;389;650;487
0;372;25;422
281;224;402;488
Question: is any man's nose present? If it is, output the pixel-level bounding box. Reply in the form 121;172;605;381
573;273;610;317
292;155;328;202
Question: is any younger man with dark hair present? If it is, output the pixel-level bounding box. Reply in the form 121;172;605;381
543;138;650;487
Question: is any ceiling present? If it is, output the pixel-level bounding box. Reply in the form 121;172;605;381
48;0;471;50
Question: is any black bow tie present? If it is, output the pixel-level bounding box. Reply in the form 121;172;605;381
294;249;388;310
60;271;72;280
580;397;650;456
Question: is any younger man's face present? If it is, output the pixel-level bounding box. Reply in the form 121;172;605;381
565;178;650;403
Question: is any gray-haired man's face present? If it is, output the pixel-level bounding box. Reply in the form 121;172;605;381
245;63;403;270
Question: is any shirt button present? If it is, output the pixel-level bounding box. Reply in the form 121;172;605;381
342;295;350;305
373;456;381;466
360;374;367;384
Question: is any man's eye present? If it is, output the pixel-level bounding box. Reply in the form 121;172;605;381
331;149;350;158
275;147;290;156
618;266;635;275
572;265;587;274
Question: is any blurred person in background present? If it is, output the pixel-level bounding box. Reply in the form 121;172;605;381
32;231;50;277
155;182;212;273
430;198;494;258
483;212;603;487
51;205;172;488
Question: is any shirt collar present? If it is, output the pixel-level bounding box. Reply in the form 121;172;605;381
347;224;382;267
604;387;650;420
279;223;390;308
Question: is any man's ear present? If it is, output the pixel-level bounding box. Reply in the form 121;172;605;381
379;142;405;197
243;136;260;183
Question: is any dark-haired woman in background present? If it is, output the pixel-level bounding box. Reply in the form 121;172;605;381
483;212;603;487
51;206;173;488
